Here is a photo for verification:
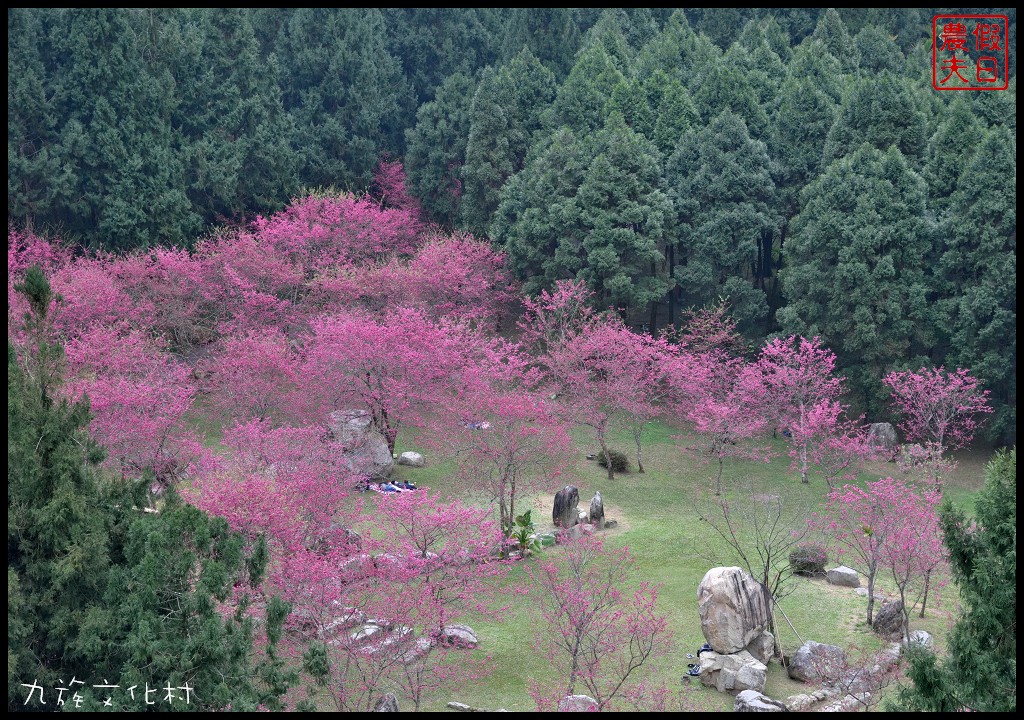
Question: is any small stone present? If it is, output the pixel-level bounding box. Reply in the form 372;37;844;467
902;630;934;651
447;702;472;711
439;623;478;648
603;519;618;529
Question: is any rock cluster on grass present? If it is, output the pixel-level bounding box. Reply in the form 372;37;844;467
696;567;776;694
697;567;772;655
826;565;860;588
734;689;789;712
698;649;768;694
787;640;848;683
866;422;899;454
373;693;399;711
329;409;394;479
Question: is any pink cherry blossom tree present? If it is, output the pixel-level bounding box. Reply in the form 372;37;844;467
528;535;670;711
818;476;941;627
884;366;993;488
202;329;300;423
744;336;847;484
671;351;772;495
64;323;204;489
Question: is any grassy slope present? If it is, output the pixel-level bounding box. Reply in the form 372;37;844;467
374;419;989;711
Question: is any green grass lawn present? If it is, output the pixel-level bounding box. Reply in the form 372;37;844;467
375;419;991;711
187;408;990;711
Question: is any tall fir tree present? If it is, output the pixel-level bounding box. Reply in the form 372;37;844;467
404;72;478;227
937;127;1016;443
892;448;1016;712
666;110;777;333
778;145;933;416
460;48;556;236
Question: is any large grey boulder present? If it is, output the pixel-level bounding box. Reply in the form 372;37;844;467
826;565;860;588
329;410;394;479
866;423;899;453
787;641;848;683
697;567;771;654
590;491;605;530
558;695;598;712
552;485;580;528
735;689;789;712
397;451;425;467
903;630;934;651
698;650;768;694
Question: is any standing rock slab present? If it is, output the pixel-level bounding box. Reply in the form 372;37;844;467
397;451;425;467
872;600;905;638
558;695;599;712
698;650;768;694
787;641;848;683
552;485;580;528
735;689;789;712
697;567;771;654
590;491;605;530
329;409;395;479
826;565;860;588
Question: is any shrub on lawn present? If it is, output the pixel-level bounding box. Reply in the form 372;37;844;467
596;450;629;473
790;542;828;576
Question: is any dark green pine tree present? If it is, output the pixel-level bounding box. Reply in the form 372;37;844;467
785;40;847;105
574;113;672;314
491;128;589;295
778;145;933;416
823;71;928;168
937;127;1016;443
924;97;984;215
811;7;859;72
498;8;584;80
666;110;777;333
689;56;770;140
853;25;904;75
46;8;196;249
404;72;478;227
607;70;698;157
541;43;626;136
382;8;498;107
276;8;413;190
7;9;73;233
634;10;720;87
175;8;297;226
8;267;295;712
695;8;747;50
891;448;1016;712
460;48;556;236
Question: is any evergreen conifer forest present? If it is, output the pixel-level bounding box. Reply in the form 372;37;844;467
8;8;1016;712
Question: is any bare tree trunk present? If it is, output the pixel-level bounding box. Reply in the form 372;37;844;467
597;426;614;481
633;423;645;474
919;570;931;618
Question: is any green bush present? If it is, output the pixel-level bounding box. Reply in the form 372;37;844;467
596;449;630;473
789;543;828;576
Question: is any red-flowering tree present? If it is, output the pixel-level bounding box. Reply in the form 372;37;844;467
546;319;648;480
744;336;847;483
618;332;680;474
64;323;203;488
672;351;771;495
302;307;474;453
518;279;600;356
819;476;941;626
448;386;573;550
529;535;670;711
370;159;423;217
884;366;992;487
812;412;880;489
202;329;300;423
